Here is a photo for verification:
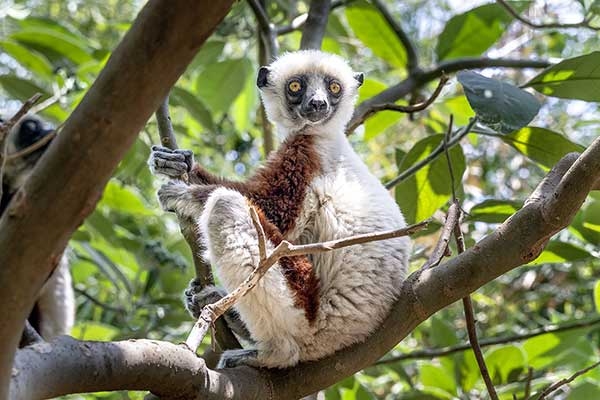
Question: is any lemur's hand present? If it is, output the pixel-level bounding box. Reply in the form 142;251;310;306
148;146;194;178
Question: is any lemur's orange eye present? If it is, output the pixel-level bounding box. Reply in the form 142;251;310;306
329;81;341;94
288;81;302;93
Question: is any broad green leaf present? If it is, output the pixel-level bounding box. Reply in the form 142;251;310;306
346;0;407;68
170;86;215;131
582;200;600;233
430;316;459;347
458;71;540;134
358;78;405;140
436;2;528;60
395;135;466;224
72;322;119;341
11;27;94;65
420;364;457;396
528;241;592;265
570;201;600;245
233;74;258;133
196;58;252;114
503;127;585;169
524;52;600;102
188;39;225;73
485;345;525;383
523;333;561;369
99;181;152;216
468;199;523;223
568;382;600;400
0;40;53;78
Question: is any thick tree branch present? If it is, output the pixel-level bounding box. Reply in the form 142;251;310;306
497;0;600;31
370;0;419;72
300;0;332;50
11;136;600;400
350;58;550;131
0;0;234;397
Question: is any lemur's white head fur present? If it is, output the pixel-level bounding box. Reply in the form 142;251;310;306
257;50;363;138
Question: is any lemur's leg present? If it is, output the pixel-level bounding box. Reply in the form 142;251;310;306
35;255;75;340
184;280;253;343
200;187;309;368
157;181;217;219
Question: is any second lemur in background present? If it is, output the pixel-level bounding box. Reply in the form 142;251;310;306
1;116;75;341
149;50;411;368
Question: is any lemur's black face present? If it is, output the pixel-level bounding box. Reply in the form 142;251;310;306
282;74;343;124
15;118;54;153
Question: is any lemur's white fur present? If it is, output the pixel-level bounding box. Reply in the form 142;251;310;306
197;51;411;367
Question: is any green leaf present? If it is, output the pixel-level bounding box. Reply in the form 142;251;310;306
188;40;225;73
524;52;600;102
430;316;459;347
0;40;53;78
358;78;405;140
485;345;525;383
528;241;593;265
468;199;523;223
503;127;585;169
570;200;600;245
568;382;600;400
420;364;457;396
395;135;466;224
196;58;252;114
170;86;215;131
72;322;119;341
0;75;67;122
436;2;528;60
232;74;258;133
11;27;94;65
99;181;152;216
458;71;541;133
346;0;407;68
524;333;561;369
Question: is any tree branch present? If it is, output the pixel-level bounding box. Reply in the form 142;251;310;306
376;316;600;365
537;360;600;399
11;136;600;400
370;0;419;72
497;0;600;31
300;0;332;50
155;97;241;352
276;0;349;35
350;58;550;132
247;0;279;62
0;0;235;396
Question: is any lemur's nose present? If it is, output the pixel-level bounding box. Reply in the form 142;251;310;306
309;98;327;112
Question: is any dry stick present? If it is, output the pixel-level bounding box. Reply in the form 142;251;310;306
347;75;448;134
421;202;459;270
0;93;43;202
536;360;600;399
154;96;241;351
496;0;600;31
184;217;429;351
6;130;57;161
376;316;600;365
524;367;533;400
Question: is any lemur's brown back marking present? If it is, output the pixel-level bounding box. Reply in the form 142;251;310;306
189;132;321;323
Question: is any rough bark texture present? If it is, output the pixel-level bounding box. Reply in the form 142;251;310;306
10;139;600;399
0;0;234;397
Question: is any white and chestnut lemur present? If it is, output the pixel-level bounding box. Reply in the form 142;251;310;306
1;116;75;341
149;50;411;368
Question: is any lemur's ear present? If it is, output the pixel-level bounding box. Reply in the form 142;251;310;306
257;67;270;88
354;72;364;87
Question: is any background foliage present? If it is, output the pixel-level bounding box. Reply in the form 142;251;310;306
1;0;599;399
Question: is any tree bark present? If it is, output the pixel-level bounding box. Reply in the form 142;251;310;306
0;0;234;397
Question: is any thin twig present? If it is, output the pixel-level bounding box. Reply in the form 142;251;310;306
6;130;57;161
524;367;533;400
497;0;599;31
421;202;459;270
248;205;267;261
384;117;477;190
370;0;419;72
255;0;276;154
443;115;456;201
247;0;279;61
347;75;448;134
184;219;429;351
74;287;127;314
536;360;600;399
376;316;600;365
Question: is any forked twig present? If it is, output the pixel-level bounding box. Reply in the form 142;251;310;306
184;216;429;351
536;360;600;399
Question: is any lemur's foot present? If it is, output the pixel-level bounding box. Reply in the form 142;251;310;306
157;180;195;215
148;146;193;178
184;281;226;319
217;349;259;369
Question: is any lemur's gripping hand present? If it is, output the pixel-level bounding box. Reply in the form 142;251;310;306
148;146;194;178
184;280;226;319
